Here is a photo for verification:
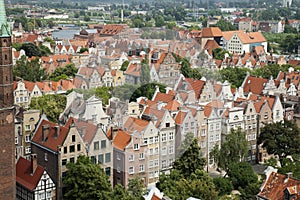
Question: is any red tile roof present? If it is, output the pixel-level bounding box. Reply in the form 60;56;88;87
124;117;149;133
153;92;175;103
113;129;131;151
204;40;220;55
185;78;205;99
258;172;300;200
164;100;180;111
201;27;223;38
31;120;69;152
16;157;44;191
125;63;141;77
243;76;268;95
174;111;187;124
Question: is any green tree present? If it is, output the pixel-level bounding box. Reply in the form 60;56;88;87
155;15;165;27
39;44;52;56
127;177;145;199
140;59;150;85
13;55;47;82
63;155;111;200
210;128;248;175
211;19;236;31
220;67;250;88
95;86;113;105
258;119;300;164
49;63;78;81
173;138;206;179
30;94;66;123
228;162;258;189
120;60;129;71
79;47;89;53
21;43;42;58
111;184;136;200
212;48;230;60
213;178;233;197
158;169;218;200
129;82;166;102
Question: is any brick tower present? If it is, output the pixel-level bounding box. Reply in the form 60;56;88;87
0;0;15;199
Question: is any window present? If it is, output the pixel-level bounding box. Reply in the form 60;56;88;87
169;146;174;154
94;141;99;150
129;166;134;174
155;147;159;154
247;115;250;120
16;97;19;103
129;154;134;161
149;148;153;155
154;136;159;143
98;154;103;164
276;110;280;117
162;147;167;155
210;124;213;131
105;167;111;176
15;137;18;144
92;114;97;122
69;145;75;153
215;134;220;141
25;125;31;131
201;141;206;148
105;153;111;163
191;122;194;127
24;96;28;102
77;144;81;151
62;159;67;166
91;156;96;164
169;132;174;141
72;135;76;142
134;144;139;150
264;112;268;119
25;147;31;154
143;138;148;144
162;160;167;169
210;135;214;142
169;159;174;166
64;147;67;154
139;165;145;172
201;129;206;136
161;133;167;142
70;157;75;163
154;159;159;166
101;140;106;149
149;137;154;144
166;123;170;127
149;160;154;168
216;123;220;130
139;153;144;160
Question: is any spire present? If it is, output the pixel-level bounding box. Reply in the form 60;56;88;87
0;0;10;37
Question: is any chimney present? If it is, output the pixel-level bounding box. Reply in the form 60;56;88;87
54;126;60;138
42;124;50;142
30;154;38;175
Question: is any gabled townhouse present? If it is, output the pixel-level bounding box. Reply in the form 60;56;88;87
149;52;181;87
54;44;80;55
236;100;258;162
65;117;113;184
40;54;72;74
16;155;56;200
74;65;106;89
31;119;87;199
124;62;141;85
14;109;41;161
60;92;109;129
173;75;198;105
111;69;125;87
222;31;267;54
174;108;199;156
124;117;159;185
142;106;176;172
254;99;273;163
202;100;223;168
14;80;43;108
108;128;148;187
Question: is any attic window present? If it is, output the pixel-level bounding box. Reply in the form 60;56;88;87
234;115;239;120
248;80;251;84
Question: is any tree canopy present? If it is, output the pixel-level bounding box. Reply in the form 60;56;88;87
258;119;300;162
63;155;111;200
29;94;66;123
210;128;248;175
13;55;47;82
48;63;78;81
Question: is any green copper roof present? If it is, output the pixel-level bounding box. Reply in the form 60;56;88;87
0;0;10;37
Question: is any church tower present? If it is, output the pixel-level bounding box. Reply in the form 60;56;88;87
0;0;15;199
